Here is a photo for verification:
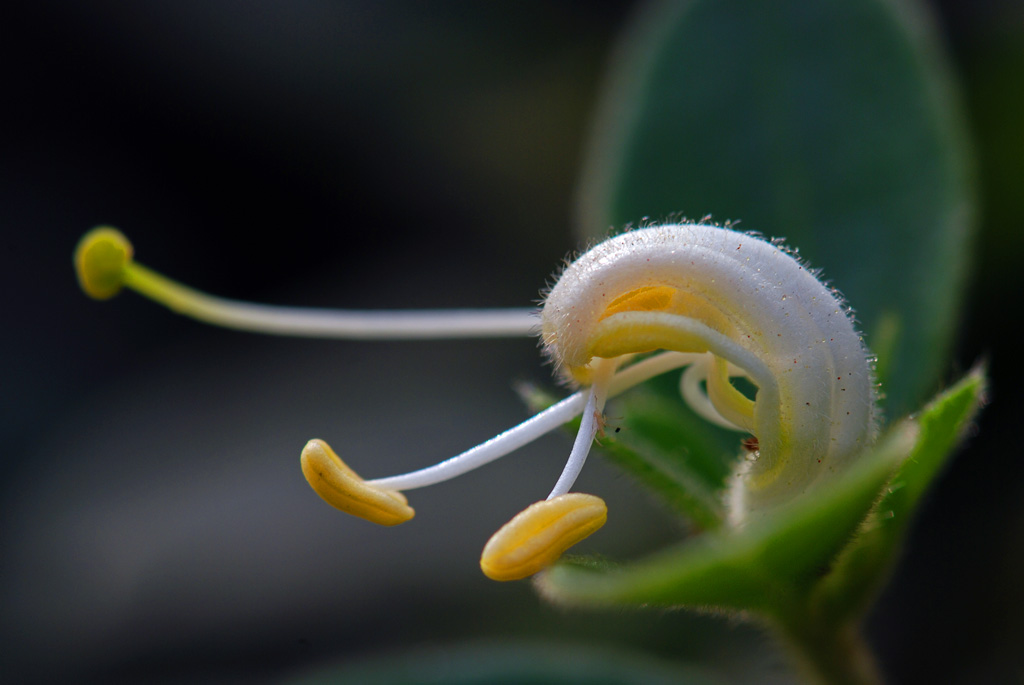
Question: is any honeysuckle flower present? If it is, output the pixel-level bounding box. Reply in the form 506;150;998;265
74;222;876;581
542;225;878;524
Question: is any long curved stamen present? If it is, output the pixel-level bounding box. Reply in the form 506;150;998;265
478;353;703;581
366;392;588;491
679;355;754;433
706;355;756;432
365;352;703;492
546;357;618;499
75;227;538;339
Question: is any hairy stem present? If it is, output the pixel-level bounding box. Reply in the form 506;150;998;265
769;607;883;685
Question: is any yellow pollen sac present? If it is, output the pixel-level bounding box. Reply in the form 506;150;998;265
480;493;607;581
300;439;414;526
599;285;676;319
74;226;134;300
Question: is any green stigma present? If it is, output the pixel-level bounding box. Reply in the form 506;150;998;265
74;227;133;300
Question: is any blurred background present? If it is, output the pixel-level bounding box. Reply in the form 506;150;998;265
1;1;1022;682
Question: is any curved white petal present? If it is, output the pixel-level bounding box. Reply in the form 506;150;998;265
541;224;877;520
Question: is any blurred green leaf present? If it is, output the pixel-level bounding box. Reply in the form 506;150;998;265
576;0;974;418
813;367;987;622
537;424;917;612
288;642;725;685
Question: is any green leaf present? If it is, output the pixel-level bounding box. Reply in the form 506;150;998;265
576;0;974;419
812;367;987;622
536;424;917;612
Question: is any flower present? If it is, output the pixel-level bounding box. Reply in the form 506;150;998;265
74;222;876;581
541;225;878;524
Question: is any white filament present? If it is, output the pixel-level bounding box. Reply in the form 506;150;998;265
366;391;588;491
169;298;539;338
125;264;539;339
679;357;747;432
366;352;701;492
546;358;617;499
679;355;759;432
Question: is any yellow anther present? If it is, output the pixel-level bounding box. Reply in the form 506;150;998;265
599;285;676;319
300;439;415;526
480;493;607;581
74;227;133;300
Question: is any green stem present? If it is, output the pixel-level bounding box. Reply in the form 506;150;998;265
768;606;883;685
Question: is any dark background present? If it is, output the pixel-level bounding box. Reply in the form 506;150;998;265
2;1;1022;682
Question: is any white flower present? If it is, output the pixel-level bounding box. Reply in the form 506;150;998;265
75;222;876;580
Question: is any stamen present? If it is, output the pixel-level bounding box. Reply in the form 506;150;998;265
546;357;618;500
364;352;701;493
606;351;706;396
479;493;607;581
706;355;756;432
679;355;750;432
300;439;415;526
366;392;588;492
75;227;538;339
